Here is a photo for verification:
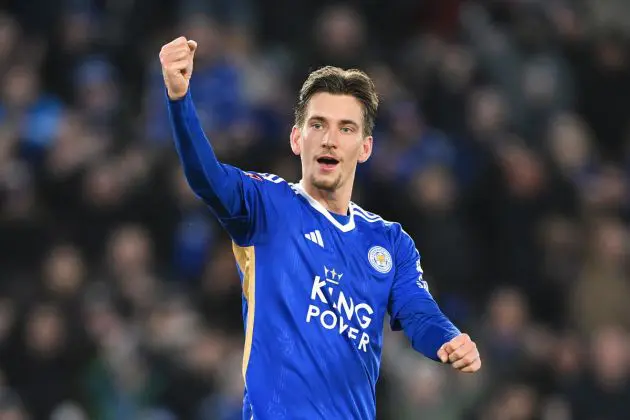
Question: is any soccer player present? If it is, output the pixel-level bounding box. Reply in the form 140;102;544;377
160;37;481;419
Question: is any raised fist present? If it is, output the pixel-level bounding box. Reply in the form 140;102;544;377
159;36;197;100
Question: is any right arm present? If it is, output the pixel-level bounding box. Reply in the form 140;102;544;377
167;90;248;221
161;37;272;246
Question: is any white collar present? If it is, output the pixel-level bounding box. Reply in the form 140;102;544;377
293;181;356;232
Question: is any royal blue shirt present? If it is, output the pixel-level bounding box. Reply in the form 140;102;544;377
168;90;461;420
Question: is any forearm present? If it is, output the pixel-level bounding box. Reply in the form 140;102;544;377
403;309;460;361
167;89;245;218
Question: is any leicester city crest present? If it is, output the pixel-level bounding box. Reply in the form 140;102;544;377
368;246;392;274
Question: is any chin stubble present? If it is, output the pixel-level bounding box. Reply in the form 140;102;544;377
310;173;342;192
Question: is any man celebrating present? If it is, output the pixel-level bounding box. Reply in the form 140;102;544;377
161;36;480;420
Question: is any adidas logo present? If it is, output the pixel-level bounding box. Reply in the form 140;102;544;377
304;230;324;247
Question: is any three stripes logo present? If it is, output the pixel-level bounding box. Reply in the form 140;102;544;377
304;230;324;247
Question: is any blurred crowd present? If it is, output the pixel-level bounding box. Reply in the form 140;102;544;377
1;0;630;419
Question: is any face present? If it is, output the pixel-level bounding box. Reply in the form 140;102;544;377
290;92;372;192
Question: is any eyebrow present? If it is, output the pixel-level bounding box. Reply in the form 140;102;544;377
309;115;360;128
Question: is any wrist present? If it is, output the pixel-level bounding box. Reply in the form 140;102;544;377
167;88;188;101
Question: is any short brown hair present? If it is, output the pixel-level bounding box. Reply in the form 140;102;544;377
294;66;379;137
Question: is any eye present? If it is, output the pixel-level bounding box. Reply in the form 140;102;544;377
341;127;354;134
311;122;323;130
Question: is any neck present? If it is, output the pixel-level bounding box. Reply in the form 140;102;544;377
302;178;354;216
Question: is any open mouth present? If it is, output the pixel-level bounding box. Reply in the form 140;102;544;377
317;157;339;165
316;156;340;171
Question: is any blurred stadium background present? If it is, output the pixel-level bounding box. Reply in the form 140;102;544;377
0;0;629;419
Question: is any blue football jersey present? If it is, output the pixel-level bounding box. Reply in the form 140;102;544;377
168;91;461;420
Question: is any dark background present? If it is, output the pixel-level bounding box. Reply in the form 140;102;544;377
0;0;629;418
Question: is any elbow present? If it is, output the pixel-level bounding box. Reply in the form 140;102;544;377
179;166;214;201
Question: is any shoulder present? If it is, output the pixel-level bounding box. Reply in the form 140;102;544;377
350;202;412;248
241;171;295;194
230;170;301;209
351;203;420;276
242;171;288;184
350;202;392;227
350;202;399;231
350;202;418;255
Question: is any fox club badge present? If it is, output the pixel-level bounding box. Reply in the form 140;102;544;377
368;246;392;274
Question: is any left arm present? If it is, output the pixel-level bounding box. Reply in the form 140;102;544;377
387;226;481;372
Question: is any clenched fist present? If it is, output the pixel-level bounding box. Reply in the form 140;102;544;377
159;36;197;100
437;333;481;373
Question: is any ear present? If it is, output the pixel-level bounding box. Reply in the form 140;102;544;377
290;125;302;156
358;136;373;163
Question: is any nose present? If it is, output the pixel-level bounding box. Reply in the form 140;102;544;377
321;130;339;148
